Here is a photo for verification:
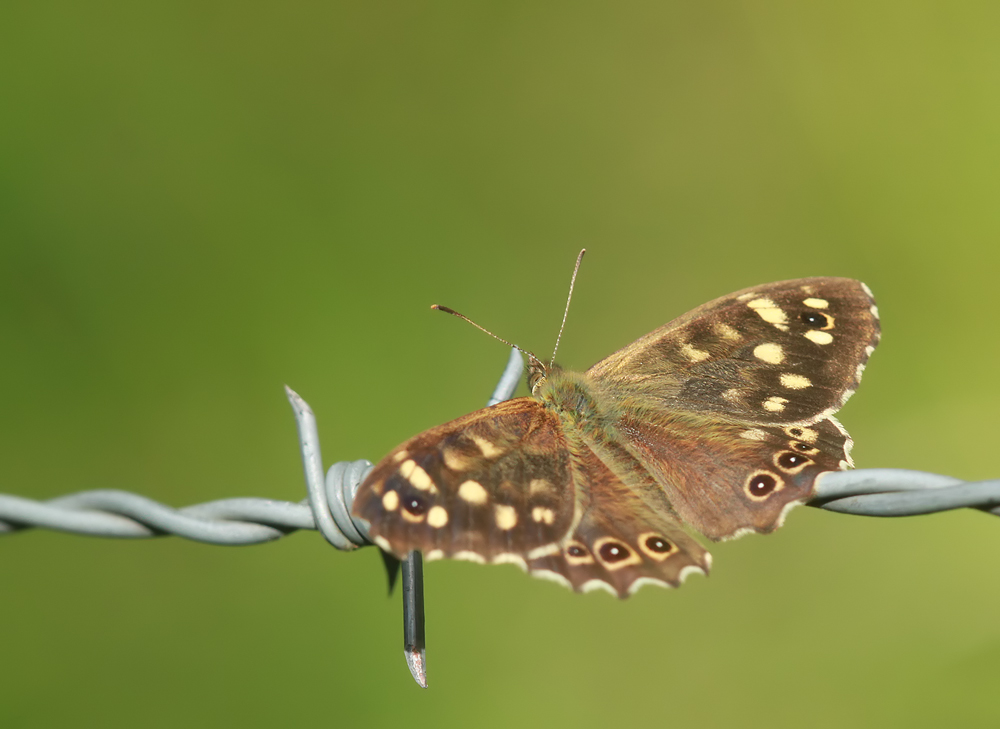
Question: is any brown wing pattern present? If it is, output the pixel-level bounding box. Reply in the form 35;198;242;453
353;398;577;564
587;277;880;426
526;433;711;597
352;276;880;598
614;412;851;541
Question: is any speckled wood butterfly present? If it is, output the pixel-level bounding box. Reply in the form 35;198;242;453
353;275;880;597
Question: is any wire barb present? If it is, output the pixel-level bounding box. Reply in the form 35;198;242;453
3;349;1000;690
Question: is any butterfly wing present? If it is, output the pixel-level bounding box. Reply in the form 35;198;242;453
526;433;710;597
353;397;710;596
353;398;576;564
584;277;880;540
587;277;880;425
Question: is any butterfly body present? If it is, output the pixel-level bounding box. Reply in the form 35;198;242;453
353;277;880;597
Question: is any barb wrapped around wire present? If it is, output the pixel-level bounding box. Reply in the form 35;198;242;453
0;346;997;540
0;460;374;545
4;463;999;543
2;347;998;689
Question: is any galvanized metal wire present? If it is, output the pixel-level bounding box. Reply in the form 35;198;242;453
1;348;997;541
2;345;998;687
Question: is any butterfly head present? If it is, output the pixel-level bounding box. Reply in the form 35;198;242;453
527;353;550;395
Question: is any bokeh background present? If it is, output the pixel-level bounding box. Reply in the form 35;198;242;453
3;2;1000;727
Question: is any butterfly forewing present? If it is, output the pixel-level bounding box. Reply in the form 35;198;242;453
354;398;577;565
586;277;879;426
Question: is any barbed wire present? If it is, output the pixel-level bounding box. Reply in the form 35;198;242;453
3;348;999;686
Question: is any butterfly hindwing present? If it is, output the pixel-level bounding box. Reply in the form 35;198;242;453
527;435;711;597
613;412;851;540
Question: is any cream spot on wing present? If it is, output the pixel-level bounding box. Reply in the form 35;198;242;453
398;459;416;479
747;298;789;330
740;428;768;441
803;297;829;309
426;505;449;528
627;576;670;594
492;553;527;570
780;373;812;390
680;343;711;362
494;504;518;530
784;426;818;443
373;536;392;552
531;506;556;525
404;461;436;492
471;435;504;458
529;478;553;496
453;551;486;564
763;396;788;413
458;480;488;505
840;388;856;405
527;543;561;560
800;284;815;295
753;343;785;364
392;450;410;463
678;565;707;584
871;304;880;318
442;446;475;472
714;322;742;341
425;549;444;561
856;362;866;380
531;570;572;589
861;282;874;298
582;580;619;596
865;345;875;356
381;490;399;511
401;509;425;523
804;330;834;345
722;388;741;402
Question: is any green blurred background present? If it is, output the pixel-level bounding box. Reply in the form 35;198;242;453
3;2;1000;727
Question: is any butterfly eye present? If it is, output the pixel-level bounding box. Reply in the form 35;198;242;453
638;533;678;561
644;536;672;553
745;472;784;501
775;451;811;473
565;541;595;566
403;494;428;516
598;542;630;563
593;538;642;569
791;441;820;455
799;311;835;330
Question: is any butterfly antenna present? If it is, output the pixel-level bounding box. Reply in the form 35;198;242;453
549;248;586;367
430;304;539;365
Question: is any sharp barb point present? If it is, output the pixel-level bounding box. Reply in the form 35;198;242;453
405;649;428;688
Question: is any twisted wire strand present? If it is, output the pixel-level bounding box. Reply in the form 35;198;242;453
1;345;998;542
2;354;999;539
4;467;999;544
0;348;528;547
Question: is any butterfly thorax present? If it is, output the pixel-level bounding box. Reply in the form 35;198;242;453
533;367;613;440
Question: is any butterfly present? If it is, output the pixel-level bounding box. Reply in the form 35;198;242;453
352;275;880;597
